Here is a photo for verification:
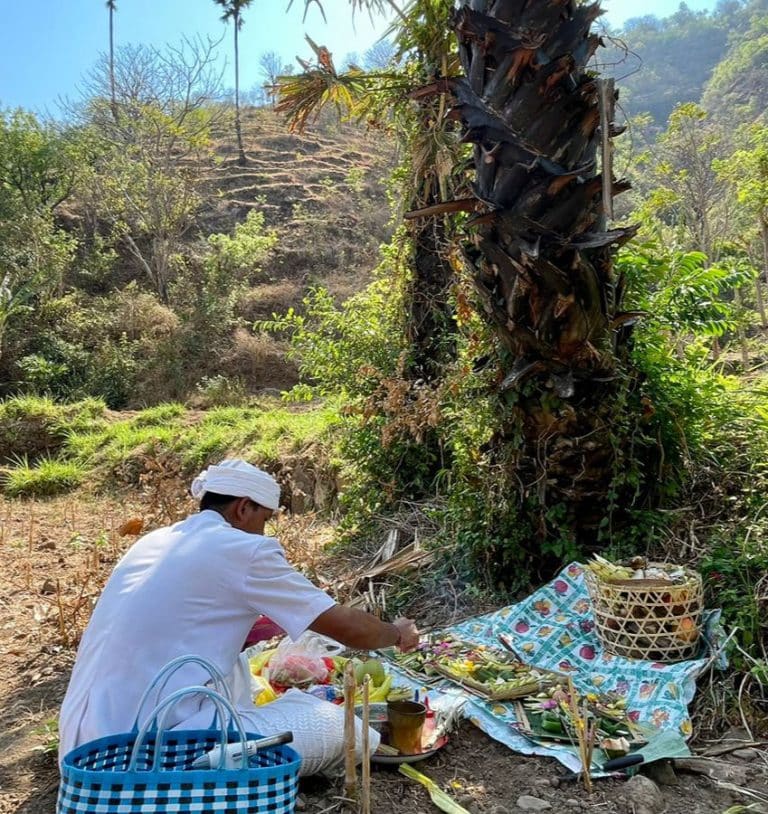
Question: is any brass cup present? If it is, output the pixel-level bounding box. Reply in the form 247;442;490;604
386;700;427;755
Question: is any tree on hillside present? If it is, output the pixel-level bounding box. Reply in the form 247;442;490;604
0;110;78;362
259;51;289;107
214;0;254;165
0;109;80;214
75;39;224;302
637;103;730;260
702;12;768;125
106;0;117;119
602;7;729;124
716;124;768;326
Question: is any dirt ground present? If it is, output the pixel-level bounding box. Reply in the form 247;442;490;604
1;493;766;814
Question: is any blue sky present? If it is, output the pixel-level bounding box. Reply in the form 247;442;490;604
0;0;718;113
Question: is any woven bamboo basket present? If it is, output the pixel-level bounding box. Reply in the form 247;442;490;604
584;563;703;663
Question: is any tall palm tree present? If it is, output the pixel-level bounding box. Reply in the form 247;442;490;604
293;0;647;559
435;0;640;551
106;0;117;119
215;0;254;165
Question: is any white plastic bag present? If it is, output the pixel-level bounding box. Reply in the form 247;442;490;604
268;632;344;688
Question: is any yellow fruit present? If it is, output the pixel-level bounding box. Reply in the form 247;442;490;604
249;648;276;676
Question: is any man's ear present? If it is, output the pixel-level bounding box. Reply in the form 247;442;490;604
232;496;251;522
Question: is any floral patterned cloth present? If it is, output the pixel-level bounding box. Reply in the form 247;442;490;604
397;562;723;772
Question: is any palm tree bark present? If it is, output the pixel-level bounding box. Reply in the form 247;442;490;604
442;0;643;553
405;208;456;382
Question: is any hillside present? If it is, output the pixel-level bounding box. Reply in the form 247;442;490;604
603;0;768;127
0;105;398;407
200;108;396;307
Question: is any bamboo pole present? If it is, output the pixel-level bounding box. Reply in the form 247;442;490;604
361;675;371;814
597;77;615;222
343;661;358;804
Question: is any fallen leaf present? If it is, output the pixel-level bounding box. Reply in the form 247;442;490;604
118;518;144;537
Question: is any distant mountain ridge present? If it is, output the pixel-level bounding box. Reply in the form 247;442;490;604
602;0;767;127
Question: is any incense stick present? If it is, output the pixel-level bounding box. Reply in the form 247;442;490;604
343;661;358;804
566;677;593;793
361;675;371;814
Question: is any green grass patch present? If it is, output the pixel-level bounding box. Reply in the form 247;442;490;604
0;397;342;497
0;396;106;463
130;403;186;427
4;455;85;497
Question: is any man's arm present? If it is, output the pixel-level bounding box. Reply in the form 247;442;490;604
309;605;419;652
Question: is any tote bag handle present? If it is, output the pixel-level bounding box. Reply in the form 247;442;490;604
133;654;231;730
128;685;249;772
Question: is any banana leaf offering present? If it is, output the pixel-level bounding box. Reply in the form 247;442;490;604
383;634;563;701
517;683;645;748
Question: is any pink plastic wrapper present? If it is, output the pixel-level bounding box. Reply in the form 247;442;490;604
243;615;286;649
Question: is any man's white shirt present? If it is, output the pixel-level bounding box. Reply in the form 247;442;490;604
58;510;335;759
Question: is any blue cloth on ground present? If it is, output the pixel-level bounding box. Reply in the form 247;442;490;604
393;562;723;772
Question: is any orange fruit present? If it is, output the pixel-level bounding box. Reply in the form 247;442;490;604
675;617;698;643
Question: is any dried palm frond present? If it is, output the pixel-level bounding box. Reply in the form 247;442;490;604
277;36;408;131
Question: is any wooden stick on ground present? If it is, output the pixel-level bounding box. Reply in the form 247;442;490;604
343;661;358;805
361;675;371;814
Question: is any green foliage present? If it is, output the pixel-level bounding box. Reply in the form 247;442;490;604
3;454;85;497
620;244;755;338
194;374;248;407
0;108;82;215
206;210;277;277
701;535;768;661
0;395;105;462
702;11;768;122
0;212;77;361
0;395;340;494
32;718;60;756
259;255;406;401
714;123;768;235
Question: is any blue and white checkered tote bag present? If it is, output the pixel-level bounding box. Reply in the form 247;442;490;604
58;659;301;813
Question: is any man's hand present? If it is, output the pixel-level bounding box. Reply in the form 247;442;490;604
310;605;420;652
393;617;420;652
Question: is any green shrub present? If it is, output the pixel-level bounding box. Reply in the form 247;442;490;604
193;375;248;408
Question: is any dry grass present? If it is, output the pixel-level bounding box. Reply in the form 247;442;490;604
218;329;299;390
237;282;305;322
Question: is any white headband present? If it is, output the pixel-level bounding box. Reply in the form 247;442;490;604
191;459;281;511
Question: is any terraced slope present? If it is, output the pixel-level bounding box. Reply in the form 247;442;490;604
200;107;397;310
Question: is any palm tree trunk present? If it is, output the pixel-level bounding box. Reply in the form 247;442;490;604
109;5;118;121
443;0;646;556
234;21;247;166
404;192;456;383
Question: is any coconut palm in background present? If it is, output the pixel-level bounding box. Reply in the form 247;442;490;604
106;0;117;118
215;0;254;165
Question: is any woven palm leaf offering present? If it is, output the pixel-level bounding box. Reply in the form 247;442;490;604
384;634;562;701
516;681;644;751
584;555;703;662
